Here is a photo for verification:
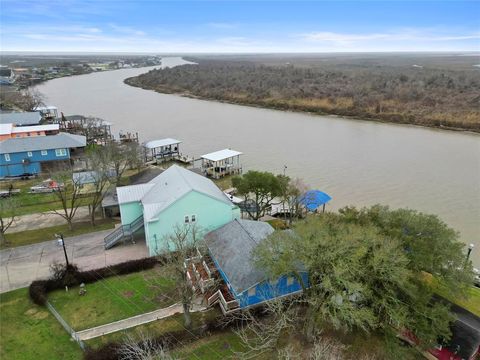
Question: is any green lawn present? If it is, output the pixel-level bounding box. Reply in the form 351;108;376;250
85;309;220;349
0;288;82;360
49;266;177;330
172;330;247;359
1;219;117;249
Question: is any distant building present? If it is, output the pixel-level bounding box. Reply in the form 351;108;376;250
0;68;15;85
0;132;86;178
0;123;59;141
0;112;42;126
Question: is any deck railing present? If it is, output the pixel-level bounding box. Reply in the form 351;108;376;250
104;214;144;249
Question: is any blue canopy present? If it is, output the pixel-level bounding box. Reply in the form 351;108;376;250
300;190;332;212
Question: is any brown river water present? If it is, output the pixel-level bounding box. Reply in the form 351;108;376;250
35;57;480;267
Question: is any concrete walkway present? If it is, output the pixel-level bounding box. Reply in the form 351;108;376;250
0;230;149;293
76;303;207;341
8;207;91;233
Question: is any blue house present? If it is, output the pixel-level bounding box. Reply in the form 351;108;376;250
204;219;309;313
0;133;86;178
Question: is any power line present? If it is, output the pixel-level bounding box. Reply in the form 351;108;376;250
87;266;230;359
87;268;205;360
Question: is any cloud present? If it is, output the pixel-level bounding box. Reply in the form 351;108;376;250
109;24;146;36
300;30;480;44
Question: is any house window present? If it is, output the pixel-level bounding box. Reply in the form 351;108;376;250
287;276;294;286
55;148;67;157
27;151;33;157
184;216;189;223
41;150;48;156
248;287;256;297
191;214;196;222
4;154;10;161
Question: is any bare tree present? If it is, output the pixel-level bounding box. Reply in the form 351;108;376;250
163;224;203;329
232;298;298;359
105;142;143;184
0;197;18;245
118;332;174;360
86;146;115;225
50;171;83;230
283;177;309;225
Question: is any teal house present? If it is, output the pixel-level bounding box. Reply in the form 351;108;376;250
116;165;240;255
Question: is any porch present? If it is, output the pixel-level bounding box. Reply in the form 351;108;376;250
184;249;240;314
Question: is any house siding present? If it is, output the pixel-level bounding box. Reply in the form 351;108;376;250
0;148;70;177
236;272;309;308
144;190;240;255
119;201;143;226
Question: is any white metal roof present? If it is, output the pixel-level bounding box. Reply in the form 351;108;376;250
34;106;58;111
144;138;181;149
116;183;155;205
0;123;12;135
11;124;59;133
116;165;232;221
201;149;243;162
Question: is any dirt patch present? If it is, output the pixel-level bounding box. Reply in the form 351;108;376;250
24;307;49;320
123;290;135;298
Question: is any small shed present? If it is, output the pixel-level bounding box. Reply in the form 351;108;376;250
201;149;242;179
144;138;182;163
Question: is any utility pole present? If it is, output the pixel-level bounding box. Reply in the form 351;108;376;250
55;233;70;267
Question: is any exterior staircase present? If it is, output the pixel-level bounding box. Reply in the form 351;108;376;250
104;215;144;249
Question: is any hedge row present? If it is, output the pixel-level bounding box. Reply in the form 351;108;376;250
29;257;161;306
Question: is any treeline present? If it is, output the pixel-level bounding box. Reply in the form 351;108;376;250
126;57;480;131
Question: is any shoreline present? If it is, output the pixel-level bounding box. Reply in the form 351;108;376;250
124;78;480;135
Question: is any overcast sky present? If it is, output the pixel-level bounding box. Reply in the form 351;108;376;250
1;0;479;53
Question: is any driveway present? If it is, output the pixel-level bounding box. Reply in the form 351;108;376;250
0;230;149;293
8;206;91;233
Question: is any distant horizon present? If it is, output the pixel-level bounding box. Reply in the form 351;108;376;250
1;51;480;56
1;1;479;53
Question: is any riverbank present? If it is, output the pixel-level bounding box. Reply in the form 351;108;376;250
124;79;480;134
124;55;480;133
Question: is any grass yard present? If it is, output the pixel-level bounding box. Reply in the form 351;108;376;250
1;218;117;249
423;272;480;317
172;330;247;359
0;288;82;360
48;265;177;330
85;309;220;349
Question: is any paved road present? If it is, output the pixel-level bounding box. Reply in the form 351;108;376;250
0;230;149;293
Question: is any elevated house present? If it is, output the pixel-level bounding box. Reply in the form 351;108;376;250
0;132;86;178
107;165;240;253
201;149;242;179
200;219;309;314
0;123;59;141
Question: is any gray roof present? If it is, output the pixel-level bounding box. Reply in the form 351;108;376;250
117;165;232;221
0;133;86;154
0;112;42;126
205;219;274;293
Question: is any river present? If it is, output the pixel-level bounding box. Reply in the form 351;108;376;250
35;57;480;266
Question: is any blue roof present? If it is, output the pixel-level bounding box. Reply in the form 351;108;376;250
300;190;332;211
